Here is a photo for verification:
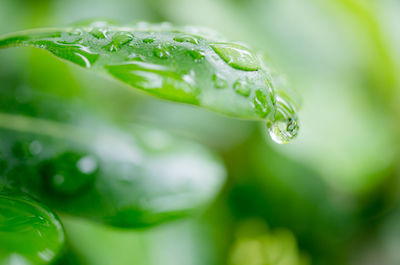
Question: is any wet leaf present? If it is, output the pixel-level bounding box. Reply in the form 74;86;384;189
0;21;299;144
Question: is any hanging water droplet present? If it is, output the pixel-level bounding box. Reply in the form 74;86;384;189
212;74;227;89
210;43;260;71
268;117;299;144
154;46;170;59
233;78;251;97
267;96;299;144
173;35;199;45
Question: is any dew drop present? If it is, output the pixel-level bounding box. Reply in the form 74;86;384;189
173;35;199;45
210;43;260;71
29;141;42;155
187;49;205;62
77;155;98;174
154;46;170;59
143;38;155;44
252;90;270;117
233;78;251;97
90;28;108;39
108;32;134;51
52;174;65;186
212;74;227;89
41;152;98;195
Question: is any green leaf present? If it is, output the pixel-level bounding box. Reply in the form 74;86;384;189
0;113;225;228
0;190;65;265
0;21;299;144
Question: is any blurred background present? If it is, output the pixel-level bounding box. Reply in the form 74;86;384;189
1;0;400;264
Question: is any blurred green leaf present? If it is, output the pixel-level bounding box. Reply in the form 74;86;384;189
0;116;225;228
0;80;226;228
229;219;309;265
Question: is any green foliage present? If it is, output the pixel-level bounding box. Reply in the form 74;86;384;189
0;40;226;263
0;21;299;144
0;108;225;228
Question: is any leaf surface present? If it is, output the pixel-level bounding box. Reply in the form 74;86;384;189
0;21;299;143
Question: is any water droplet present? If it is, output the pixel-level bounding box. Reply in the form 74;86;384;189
233;78;251;97
210;43;260;71
108;32;134;51
77;156;98;174
187;49;204;62
268;118;299;144
212;74;227;89
90;28;108;39
154;46;170;59
40;152;98;195
267;96;299;144
29;141;42;155
52;174;65;186
173;35;199;45
143;38;155;43
252;89;270;117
